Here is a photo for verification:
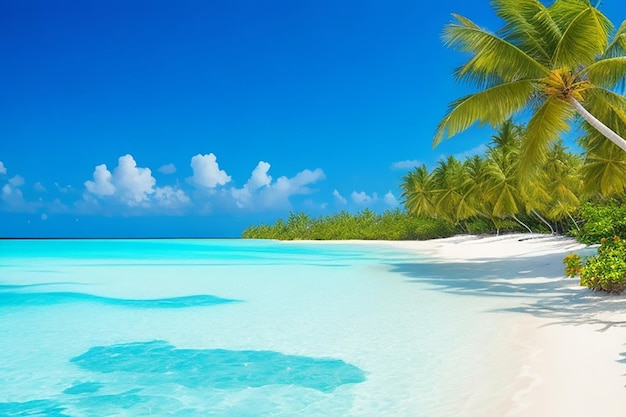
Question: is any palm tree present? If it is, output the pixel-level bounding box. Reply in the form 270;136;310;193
401;165;436;217
539;140;584;229
482;125;534;232
431;156;476;224
579;129;626;197
434;0;626;173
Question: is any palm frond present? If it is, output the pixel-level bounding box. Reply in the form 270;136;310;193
520;96;575;174
548;0;597;33
433;80;535;146
603;20;626;58
451;60;505;90
582;57;626;89
553;7;612;68
491;0;555;64
443;15;549;83
583;88;626;136
581;141;626;197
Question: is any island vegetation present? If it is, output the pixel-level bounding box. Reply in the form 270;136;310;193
244;0;626;293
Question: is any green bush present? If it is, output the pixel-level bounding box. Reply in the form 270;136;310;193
570;201;626;244
579;236;626;294
241;209;457;241
562;253;582;278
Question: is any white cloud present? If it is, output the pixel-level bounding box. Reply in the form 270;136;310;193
8;175;25;187
230;164;325;211
231;161;272;207
451;144;488;161
0;161;6;174
351;191;378;205
33;182;47;192
84;154;156;207
384;191;399;206
158;163;177;175
189;153;231;188
1;183;36;212
332;189;347;205
114;155;156;205
85;164;116;196
41;213;48;220
154;186;191;210
272;169;324;196
247;161;273;190
391;160;421;170
55;183;73;193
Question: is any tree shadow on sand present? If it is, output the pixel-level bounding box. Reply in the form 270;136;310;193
388;251;626;367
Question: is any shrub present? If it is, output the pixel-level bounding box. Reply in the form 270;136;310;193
570;201;626;244
578;236;626;294
562;253;582;278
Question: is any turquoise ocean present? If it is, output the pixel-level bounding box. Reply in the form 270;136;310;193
0;239;523;416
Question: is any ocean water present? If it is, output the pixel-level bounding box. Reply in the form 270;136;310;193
0;239;523;416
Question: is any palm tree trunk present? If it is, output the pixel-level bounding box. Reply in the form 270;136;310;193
567;211;581;231
531;209;555;234
569;98;626;152
511;214;533;233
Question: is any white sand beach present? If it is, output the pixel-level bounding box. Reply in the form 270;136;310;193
317;234;626;417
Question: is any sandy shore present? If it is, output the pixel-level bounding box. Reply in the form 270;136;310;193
301;234;626;416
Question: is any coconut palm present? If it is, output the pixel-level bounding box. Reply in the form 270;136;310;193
431;156;476;224
538;140;584;230
482;124;535;232
401;165;436;217
434;0;626;173
579;129;626;197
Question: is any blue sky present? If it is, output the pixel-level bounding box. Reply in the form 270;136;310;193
1;0;623;237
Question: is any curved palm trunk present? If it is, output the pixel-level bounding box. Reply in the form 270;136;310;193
511;214;533;233
531;209;555;234
569;98;626;152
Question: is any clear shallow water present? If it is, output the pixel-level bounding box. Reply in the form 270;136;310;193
0;239;521;416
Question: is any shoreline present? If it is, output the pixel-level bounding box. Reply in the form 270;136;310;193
288;233;626;416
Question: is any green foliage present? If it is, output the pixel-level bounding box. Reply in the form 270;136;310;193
436;0;626;179
241;209;457;241
579;236;626;294
569;201;626;244
562;253;582;278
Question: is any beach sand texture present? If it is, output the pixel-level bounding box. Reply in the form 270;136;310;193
355;234;626;416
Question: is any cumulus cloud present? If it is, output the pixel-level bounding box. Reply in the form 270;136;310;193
451;144;488;161
114;155;156;205
384;191;399;206
0;161;6;174
158;163;177;175
391;160;421;170
332;189;347;205
154;186;191;210
84;154;156;206
189;153;231;188
8;175;25;187
85;164;116;196
272;169;324;196
33;182;47;192
1;183;36;212
55;183;73;193
229;164;325;211
231;161;272;207
351;191;378;205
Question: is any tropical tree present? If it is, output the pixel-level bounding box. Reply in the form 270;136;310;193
401;165;436;217
537;140;584;230
433;0;626;173
482;122;534;232
431;156;475;224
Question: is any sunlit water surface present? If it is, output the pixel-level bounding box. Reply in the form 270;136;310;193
0;239;522;416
